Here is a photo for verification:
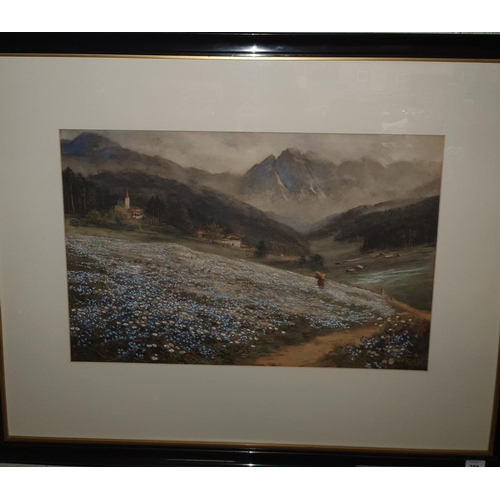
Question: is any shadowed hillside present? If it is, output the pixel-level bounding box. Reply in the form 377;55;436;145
308;196;440;253
62;166;310;255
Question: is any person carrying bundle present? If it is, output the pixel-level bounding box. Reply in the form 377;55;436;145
315;271;326;288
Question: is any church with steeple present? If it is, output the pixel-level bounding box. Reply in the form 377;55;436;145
123;189;144;220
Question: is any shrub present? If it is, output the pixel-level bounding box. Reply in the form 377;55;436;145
85;209;102;225
254;240;268;258
107;205;128;223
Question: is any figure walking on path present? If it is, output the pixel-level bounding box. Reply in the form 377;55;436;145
315;271;325;288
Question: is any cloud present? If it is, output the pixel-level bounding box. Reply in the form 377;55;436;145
61;130;445;174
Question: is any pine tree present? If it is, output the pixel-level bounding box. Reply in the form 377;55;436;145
254;240;268;258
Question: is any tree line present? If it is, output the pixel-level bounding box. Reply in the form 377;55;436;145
62;167;118;216
332;196;440;253
144;194;194;234
62;169;195;233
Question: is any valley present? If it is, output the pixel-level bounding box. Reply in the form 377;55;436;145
309;238;436;311
60;130;443;369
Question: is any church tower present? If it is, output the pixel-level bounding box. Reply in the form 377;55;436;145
124;189;130;210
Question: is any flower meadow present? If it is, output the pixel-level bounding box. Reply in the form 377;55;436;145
317;317;430;370
67;235;395;365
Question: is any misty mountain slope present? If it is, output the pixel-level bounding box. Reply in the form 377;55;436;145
241;149;441;201
238;148;441;228
308;197;430;236
89;171;310;254
61;132;116;157
62;132;442;231
404;178;442;199
242;148;335;199
62;132;240;192
308;196;440;253
242;154;283;197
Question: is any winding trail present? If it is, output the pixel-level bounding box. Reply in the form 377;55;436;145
252;325;379;367
252;300;431;367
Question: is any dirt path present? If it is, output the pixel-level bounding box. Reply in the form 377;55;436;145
251;300;431;367
252;325;379;367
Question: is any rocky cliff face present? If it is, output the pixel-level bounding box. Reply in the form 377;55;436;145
238;148;441;229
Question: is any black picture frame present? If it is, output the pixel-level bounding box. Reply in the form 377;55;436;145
1;32;499;467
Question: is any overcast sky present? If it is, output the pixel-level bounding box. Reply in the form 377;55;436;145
61;130;445;174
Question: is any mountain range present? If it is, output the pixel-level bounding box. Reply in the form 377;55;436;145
61;132;442;231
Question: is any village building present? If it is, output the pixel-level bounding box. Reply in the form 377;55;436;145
196;228;244;249
124;190;144;220
219;233;243;248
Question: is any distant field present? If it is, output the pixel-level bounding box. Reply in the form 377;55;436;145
65;220;257;262
310;237;437;311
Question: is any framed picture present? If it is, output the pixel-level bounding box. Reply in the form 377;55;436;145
1;34;500;466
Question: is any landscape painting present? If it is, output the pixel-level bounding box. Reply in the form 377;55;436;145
61;130;444;369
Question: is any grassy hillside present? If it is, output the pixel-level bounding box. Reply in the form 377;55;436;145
66;234;395;365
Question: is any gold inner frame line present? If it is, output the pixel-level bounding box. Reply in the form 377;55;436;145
0;53;500;63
